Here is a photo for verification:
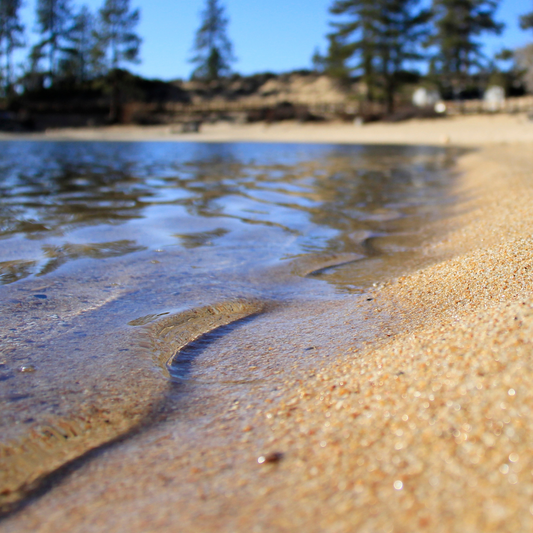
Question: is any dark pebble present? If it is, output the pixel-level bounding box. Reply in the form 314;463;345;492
258;452;284;464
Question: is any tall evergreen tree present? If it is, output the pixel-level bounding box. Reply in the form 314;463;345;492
190;0;235;80
312;34;354;83
0;0;24;93
62;5;104;81
328;0;431;112
97;0;141;123
517;6;533;93
516;44;533;93
98;0;141;70
34;0;73;82
429;0;504;86
520;4;533;33
328;0;378;98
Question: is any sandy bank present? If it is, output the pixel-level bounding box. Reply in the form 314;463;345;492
2;112;533;147
2;122;533;532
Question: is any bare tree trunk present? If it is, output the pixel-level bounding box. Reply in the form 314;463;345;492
6;43;12;95
385;77;395;115
108;69;121;123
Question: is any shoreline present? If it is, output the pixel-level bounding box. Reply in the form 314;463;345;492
1;112;533;147
3;118;533;531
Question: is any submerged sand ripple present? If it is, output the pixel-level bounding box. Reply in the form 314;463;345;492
0;296;267;511
0;248;377;514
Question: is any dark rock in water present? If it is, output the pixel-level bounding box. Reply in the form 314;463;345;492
17;365;36;373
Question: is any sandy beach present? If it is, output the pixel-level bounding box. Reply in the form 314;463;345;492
3;113;533;532
2;112;533;147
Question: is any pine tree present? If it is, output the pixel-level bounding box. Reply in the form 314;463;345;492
328;0;377;97
63;5;104;81
328;0;431;113
98;0;141;71
517;5;533;94
35;0;73;82
313;34;354;83
0;0;24;93
520;4;533;32
190;0;235;80
516;44;533;93
429;0;504;88
18;45;46;92
97;0;141;123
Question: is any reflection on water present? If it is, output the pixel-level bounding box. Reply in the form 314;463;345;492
0;141;454;287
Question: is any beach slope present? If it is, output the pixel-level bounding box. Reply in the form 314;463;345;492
2;117;533;532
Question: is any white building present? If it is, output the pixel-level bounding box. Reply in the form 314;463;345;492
412;87;441;108
483;86;506;112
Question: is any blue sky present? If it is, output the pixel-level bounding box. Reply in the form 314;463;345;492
17;0;533;81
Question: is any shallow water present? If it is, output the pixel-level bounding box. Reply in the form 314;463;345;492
0;141;456;510
0;142;453;287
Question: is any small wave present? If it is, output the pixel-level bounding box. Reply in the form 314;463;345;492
138;299;267;376
287;253;366;278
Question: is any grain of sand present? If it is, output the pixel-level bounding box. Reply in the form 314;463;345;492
2;116;533;532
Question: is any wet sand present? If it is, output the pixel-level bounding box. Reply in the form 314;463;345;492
3;116;533;531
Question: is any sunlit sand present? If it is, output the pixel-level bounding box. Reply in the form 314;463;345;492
4;112;533;147
3;114;533;532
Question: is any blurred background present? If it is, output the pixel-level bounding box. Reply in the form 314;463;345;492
1;0;533;129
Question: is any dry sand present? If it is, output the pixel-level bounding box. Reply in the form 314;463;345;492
3;114;533;532
2;111;533;146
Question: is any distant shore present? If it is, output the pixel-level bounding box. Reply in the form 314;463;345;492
1;113;533;147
